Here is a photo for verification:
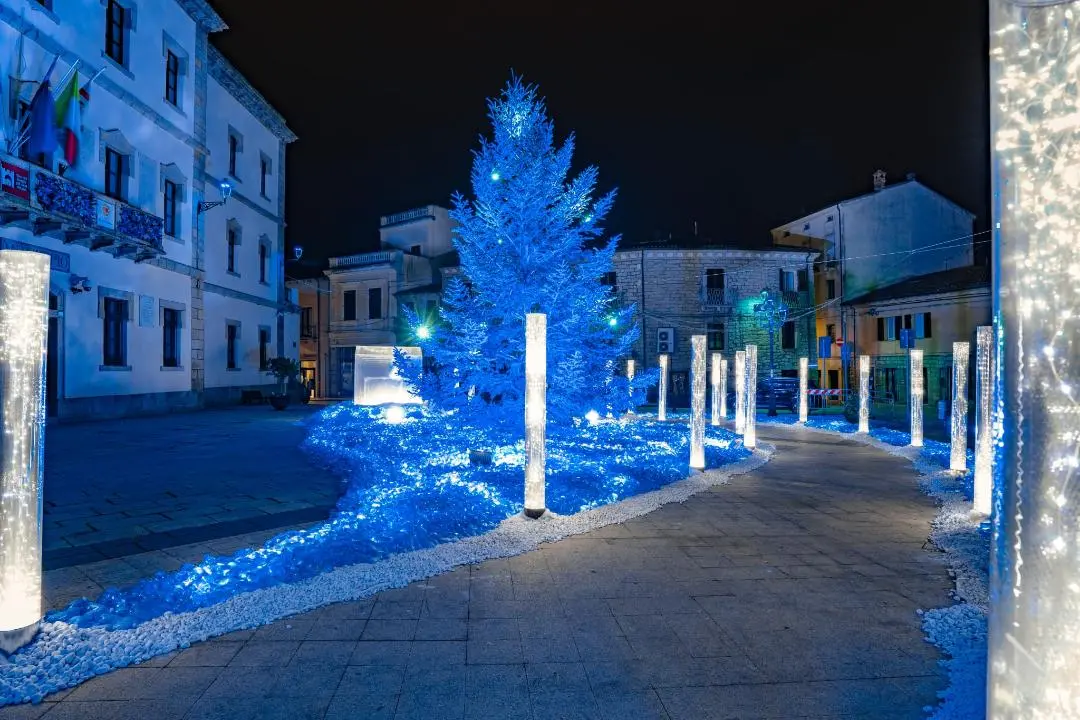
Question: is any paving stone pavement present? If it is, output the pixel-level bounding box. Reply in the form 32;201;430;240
11;423;954;720
42;405;344;569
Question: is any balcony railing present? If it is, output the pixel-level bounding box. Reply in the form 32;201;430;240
300;324;317;340
701;286;737;308
782;290;812;307
328;250;398;269
380;206;435;227
0;154;164;261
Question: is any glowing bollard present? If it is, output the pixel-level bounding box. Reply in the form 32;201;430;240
973;326;993;516
988;4;1080;713
658;354;669;421
909;349;924;447
734;350;746;435
711;354;725;426
524;313;546;519
626;358;635;414
858;355;870;434
690;336;706;470
950;342;970;473
0;250;50;653
744;345;757;449
798;357;809;423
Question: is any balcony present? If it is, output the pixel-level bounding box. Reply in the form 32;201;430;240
328;250;398;270
0;154;164;262
380;206;436;227
782;290;812;307
701;286;737;309
300;324;317;340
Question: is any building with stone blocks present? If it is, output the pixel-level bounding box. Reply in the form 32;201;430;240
287;265;331;399
611;246;818;403
324;205;458;398
0;0;298;420
771;172;975;392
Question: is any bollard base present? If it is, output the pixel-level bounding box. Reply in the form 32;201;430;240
0;623;38;656
524;507;545;519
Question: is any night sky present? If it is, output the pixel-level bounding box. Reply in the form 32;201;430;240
211;0;990;261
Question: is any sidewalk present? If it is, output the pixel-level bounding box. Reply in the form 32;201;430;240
14;423;951;720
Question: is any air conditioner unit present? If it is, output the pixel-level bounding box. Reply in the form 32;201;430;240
657;327;675;354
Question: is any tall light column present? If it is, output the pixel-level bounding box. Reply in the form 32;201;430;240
988;3;1080;715
909;349;924;448
798;357;809;423
950;342;970;473
0;250;50;653
974;325;994;515
690;336;706;469
858;355;870;434
524;313;546;519
734;350;746;435
744;345;757;449
658;354;669;421
626;358;636;415
719;357;728;421
711;354;725;426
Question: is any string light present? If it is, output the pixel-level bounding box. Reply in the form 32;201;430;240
658;354;669;422
974;326;994;515
711;353;725;426
950;342;970;473
744;345;757;449
0;250;50;653
415;325;431;340
690;336;706;469
988;2;1080;714
798;356;809;424
858;355;870;434
909;348;924;448
524;313;546;519
734;350;746;436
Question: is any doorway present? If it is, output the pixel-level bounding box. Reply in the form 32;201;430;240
46;291;62;418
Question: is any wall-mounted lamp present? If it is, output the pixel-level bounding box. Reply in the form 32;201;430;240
197;181;233;215
293;245;304;261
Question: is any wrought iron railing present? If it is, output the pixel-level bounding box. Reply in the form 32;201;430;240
380;206;435;226
702;286;737;307
328;250;397;269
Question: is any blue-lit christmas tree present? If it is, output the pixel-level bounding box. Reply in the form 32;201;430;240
399;77;647;422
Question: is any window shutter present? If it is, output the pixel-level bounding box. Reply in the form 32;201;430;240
779;268;785;290
877;317;885;341
903;314;912;330
797;269;808;291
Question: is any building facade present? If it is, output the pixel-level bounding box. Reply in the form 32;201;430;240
772;172;975;391
324;205;457;397
611;246;818;404
0;0;298;420
287;268;331;399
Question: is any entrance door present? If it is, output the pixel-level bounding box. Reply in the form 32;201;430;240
46;293;60;418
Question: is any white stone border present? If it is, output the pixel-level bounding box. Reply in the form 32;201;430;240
1;445;774;705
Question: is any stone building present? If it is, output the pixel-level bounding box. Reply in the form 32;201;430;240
0;0;298;420
611;246;818;403
287;264;331;399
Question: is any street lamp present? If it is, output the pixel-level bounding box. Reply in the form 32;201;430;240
197;180;233;215
752;289;789;416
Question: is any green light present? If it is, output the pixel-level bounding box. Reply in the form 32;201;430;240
607;317;617;328
416;325;431;340
490;171;500;181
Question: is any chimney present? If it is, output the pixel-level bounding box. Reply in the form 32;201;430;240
872;169;887;192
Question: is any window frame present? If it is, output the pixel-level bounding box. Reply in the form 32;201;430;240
705;268;725;290
162;306;181;368
226;226;239;274
164;49;180;106
163;179;178;237
226;323;240;370
258;241;268;284
104;146;125;200
706;322;725;352
258;327;271;371
781;319;796;350
343;290;357;321
102;297;128;367
105;0;126;67
368;287;383;320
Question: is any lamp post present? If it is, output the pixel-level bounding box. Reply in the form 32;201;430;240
690;336;706;470
197;180;233;215
524;313;547;519
752;289;788;416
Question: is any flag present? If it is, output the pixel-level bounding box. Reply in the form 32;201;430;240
54;71;79;166
78;68;104;113
26;55;58;157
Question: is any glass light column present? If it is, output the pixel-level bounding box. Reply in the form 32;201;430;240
909;349;924;447
988;3;1080;715
798;357;809;423
950;342;970;473
690;336;706;469
658;354;669;421
734;350;746;435
0;250;50;654
858;355;870;434
711;354;724;426
744;345;757;449
974;325;994;515
524;313;546;519
626;358;635;414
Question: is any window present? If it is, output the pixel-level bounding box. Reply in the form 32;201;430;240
260;156;269;196
705;268;725;290
300;307;314;338
779;270;797;292
826;323;835;340
259;242;268;283
781;320;796;349
105;0;126;66
228;133;240;178
828;369;839;389
102;297;127;367
915;312;932;339
226;323;239;369
164;50;179;106
227;227;238;274
162;307;181;368
163;179;178;237
410;244;421;255
343;290;357;321
827;279;836;300
903;314;913;330
600;272;617;287
877;317;900;342
368;287;383;320
796;269;808;291
104;147;124;200
258;328;270;371
707;323;725;352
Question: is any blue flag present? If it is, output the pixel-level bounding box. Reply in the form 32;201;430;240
27;56;59;157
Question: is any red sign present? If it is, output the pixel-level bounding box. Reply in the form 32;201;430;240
835;338;845;346
1;160;29;201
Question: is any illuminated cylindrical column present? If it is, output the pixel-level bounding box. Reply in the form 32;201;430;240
950;342;970;473
973;325;994;515
743;345;757;449
734;350;746;435
858;355;870;434
909;349;924;447
626;358;635;414
690;336;706;469
657;354;669;421
711;354;724;426
0;250;50;653
798;357;809;423
719;357;728;421
988;4;1080;714
524;313;546;519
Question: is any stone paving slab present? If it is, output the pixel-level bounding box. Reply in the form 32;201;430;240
10;424;954;719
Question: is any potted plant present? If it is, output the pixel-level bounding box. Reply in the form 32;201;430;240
266;357;301;411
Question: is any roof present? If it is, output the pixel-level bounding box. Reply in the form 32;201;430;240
396;282;442;296
845;264;990;305
176;0;227;32
207;45;297;143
